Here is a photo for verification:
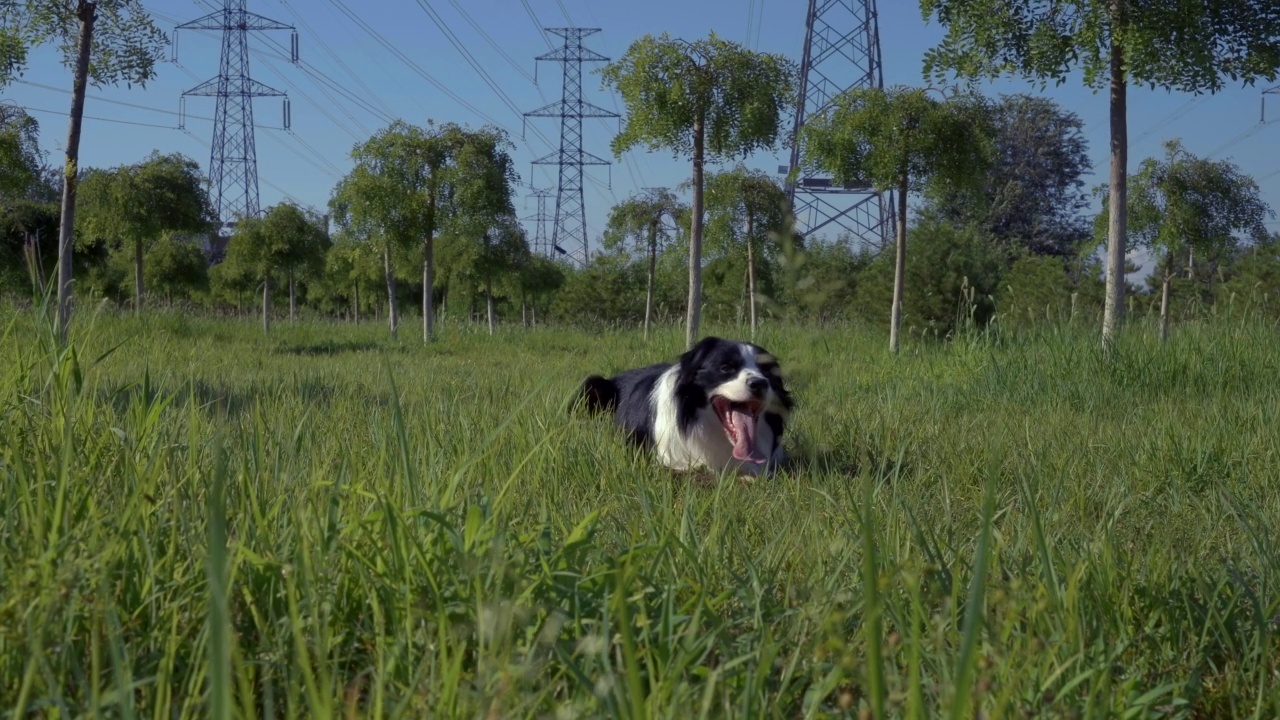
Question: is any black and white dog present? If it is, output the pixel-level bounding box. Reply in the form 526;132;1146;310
576;336;794;476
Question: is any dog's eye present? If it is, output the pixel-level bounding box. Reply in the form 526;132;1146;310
720;363;737;374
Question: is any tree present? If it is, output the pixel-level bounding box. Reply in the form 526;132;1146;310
512;255;565;327
76;151;216;312
144;234;209;303
601;32;797;349
926;94;1091;257
702;166;789;338
601;188;687;339
0;104;43;200
801;86;992;353
223;202;328;335
1103;139;1272;341
2;0;167;341
445;127;521;335
319;235;382;323
920;0;1280;349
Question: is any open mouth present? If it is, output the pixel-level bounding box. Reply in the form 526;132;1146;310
711;396;768;465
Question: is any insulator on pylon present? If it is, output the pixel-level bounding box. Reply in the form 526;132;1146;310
283;98;291;130
178;97;186;130
290;31;299;63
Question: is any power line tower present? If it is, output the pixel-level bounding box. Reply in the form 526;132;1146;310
524;187;560;259
176;0;297;233
784;0;892;248
524;28;618;267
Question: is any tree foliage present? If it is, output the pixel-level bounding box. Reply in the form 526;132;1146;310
0;105;42;199
801;85;992;352
1100;139;1273;339
75;151;216;310
602;32;797;348
702;166;789;337
920;0;1280;348
0;0;166;89
223;202;329;334
602;187;686;338
926;94;1091;256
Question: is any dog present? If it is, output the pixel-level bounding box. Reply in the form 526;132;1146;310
575;336;794;476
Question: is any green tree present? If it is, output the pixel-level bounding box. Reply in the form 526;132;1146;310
801;86;992;353
0;104;42;200
601;32;796;349
319;236;382;323
926;94;1092;257
702;166;789;338
1103;139;1272;341
223;202;328;335
143;234;209;304
2;0;167;341
601;187;686;339
919;0;1280;349
76;151;216;312
512;254;565;327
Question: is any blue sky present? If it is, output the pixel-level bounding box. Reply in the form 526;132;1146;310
5;0;1280;266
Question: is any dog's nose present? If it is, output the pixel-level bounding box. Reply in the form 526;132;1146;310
746;376;768;396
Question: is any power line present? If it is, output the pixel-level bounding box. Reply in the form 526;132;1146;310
410;0;528;120
1206;119;1275;159
13;78;216;122
14;104;183;130
444;0;538;85
278;0;399;120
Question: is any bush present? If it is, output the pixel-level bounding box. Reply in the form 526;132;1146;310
854;218;1005;338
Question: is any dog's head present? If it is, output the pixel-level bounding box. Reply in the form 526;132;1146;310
675;336;794;465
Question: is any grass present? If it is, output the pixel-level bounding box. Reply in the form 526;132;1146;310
1;305;1278;718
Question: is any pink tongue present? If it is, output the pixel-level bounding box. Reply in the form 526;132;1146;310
729;407;767;464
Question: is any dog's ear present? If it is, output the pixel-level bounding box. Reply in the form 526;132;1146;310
572;375;618;415
676;336;721;387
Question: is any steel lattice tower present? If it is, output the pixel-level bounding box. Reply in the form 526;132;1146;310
177;0;296;231
784;0;892;248
524;28;617;266
524;187;560;259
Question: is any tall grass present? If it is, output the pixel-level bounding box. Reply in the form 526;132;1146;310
1;307;1278;718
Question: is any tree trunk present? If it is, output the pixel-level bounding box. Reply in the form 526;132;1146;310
133;236;144;313
288;270;296;321
485;274;495;336
746;213;758;339
54;1;98;343
1159;272;1170;343
422;234;435;343
262;277;271;335
686;116;706;350
353;283;360;325
521;296;528;328
1102;0;1128;351
889;174;909;354
383;247;398;339
532;303;537;328
645;219;657;341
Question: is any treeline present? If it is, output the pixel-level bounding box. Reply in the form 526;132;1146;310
3;93;1278;339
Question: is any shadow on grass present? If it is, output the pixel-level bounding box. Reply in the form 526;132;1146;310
272;339;384;357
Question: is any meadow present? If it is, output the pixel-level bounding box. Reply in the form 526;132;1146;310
1;306;1278;719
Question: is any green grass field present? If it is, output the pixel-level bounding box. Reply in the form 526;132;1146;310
2;307;1278;719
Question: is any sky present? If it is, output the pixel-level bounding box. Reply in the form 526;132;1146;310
5;0;1280;270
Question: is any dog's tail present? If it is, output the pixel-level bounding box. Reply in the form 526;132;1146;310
571;375;618;415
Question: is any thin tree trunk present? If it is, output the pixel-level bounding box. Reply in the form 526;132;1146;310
353;283;360;325
747;213;758;339
485;274;495;336
288;270;296;321
55;1;98;343
133;236;144;313
686;116;705;350
383;247;398;339
889;174;909;354
645;219;657;341
422;234;435;343
1102;0;1128;351
522;296;528;328
532;303;537;328
1159;272;1170;343
262;276;271;335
